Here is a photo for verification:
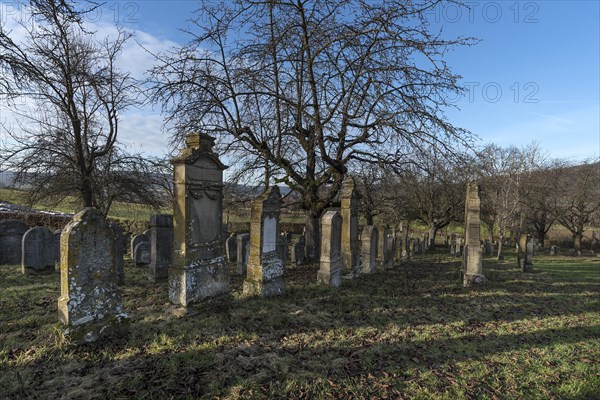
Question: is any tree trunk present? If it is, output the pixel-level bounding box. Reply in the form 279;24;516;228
428;225;437;250
304;209;320;263
574;233;583;252
535;221;546;247
496;232;504;260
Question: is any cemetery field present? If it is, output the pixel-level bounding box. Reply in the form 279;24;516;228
1;255;599;399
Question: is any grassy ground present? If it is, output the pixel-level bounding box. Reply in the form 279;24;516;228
0;252;598;399
0;188;168;221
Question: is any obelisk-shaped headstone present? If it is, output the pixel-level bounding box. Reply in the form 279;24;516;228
341;176;360;275
463;183;485;286
169;132;229;306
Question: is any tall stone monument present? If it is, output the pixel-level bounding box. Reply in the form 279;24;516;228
376;225;389;269
243;186;285;297
57;208;127;343
340;176;360;275
236;233;250;275
317;210;343;287
169;132;229;306
148;214;173;282
462;183;485;286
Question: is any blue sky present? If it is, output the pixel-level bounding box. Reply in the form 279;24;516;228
1;0;598;161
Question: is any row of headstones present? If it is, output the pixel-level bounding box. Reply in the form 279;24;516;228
228;224;430;279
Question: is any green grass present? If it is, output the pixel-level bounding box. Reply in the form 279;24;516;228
0;188;169;222
1;253;599;399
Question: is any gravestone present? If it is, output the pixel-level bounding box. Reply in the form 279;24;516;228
225;233;237;262
169;132;229;306
130;233;149;260
462;183;485;286
485;241;495;256
236;233;250;275
340;176;360;275
550;245;559;256
57;208;127;343
109;223;125;285
402;225;410;260
21;226;54;274
394;236;402;263
0;219;28;265
134;242;151;266
522;234;534;272
290;235;306;266
277;233;289;263
243;186;285;297
317;210;342;287
386;235;395;267
376;226;389;269
361;225;378;274
450;233;456;254
148;214;173;282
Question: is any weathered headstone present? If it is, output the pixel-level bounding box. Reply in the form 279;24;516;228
317;210;342;287
57;208;127;343
450;233;457;254
361;225;378;274
130;233;149;260
21;226;54;274
0;219;28;265
236;233;250;275
290;235;306;266
169;132;229;306
148;214;173;281
462;183;485;286
485;241;495;256
402;226;410;260
394;236;402;263
109;223;125;285
225;233;237;262
243;186;285;297
386;235;395;267
134;242;151;266
277;233;289;263
341;176;360;275
550;245;559;256
376;226;389;269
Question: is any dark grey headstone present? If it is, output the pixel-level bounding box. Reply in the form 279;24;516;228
21;226;54;274
0;219;28;265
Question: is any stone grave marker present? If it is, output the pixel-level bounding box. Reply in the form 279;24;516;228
57;208;127;343
341;176;360;275
376;226;389;269
148;214;173;281
236;233;250;275
243;186;285;297
169;132;229;306
290;235;306;266
226;233;237;262
134;242;151;266
361;225;378;274
462;183;485;286
317;210;342;287
21;226;54;274
0;219;28;265
109;222;125;285
130;233;149;260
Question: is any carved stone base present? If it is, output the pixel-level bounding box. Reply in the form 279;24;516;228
60;314;128;345
243;256;284;297
148;262;169;282
317;268;341;287
168;257;229;306
463;273;486;287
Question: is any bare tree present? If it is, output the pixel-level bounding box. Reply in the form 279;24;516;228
554;159;600;251
149;0;476;261
476;143;542;259
0;0;165;215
